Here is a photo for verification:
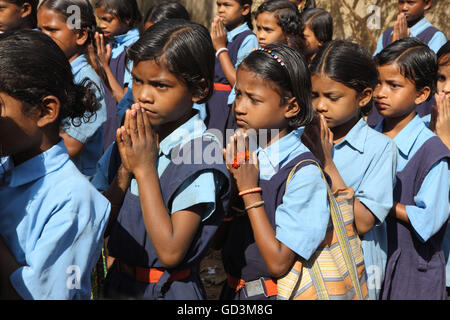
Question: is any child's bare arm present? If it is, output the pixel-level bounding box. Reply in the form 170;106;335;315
134;166;204;268
390;202;410;224
95;32;128;102
60;131;85;158
211;17;237;86
118;105;203;268
302;115;376;235
431;93;450;149
242;192;296;278
224;132;296;278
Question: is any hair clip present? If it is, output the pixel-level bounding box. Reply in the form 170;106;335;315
253;47;286;67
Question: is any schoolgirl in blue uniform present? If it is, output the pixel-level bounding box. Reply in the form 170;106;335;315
373;37;449;300
0;30;110;299
115;1;191;125
219;44;330;300
367;0;447;127
101;20;230;300
300;8;333;63
206;0;258;145
302;40;398;300
38;0;108;178
93;0;141;151
254;0;305;53
432;42;450;298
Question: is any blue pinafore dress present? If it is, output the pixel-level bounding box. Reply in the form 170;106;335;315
103;137;231;299
220;152;323;300
205;30;254;146
381;136;449;300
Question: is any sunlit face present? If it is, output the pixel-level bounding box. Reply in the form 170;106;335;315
0;0;24;32
131;59;196;129
95;6;129;38
0;92;40;159
233;67;294;132
374;63;427;119
256;11;287;48
397;0;431;26
38;7;82;61
437;56;450;98
216;0;248;30
311;73;362;130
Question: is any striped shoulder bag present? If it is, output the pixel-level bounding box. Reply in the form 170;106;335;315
277;159;368;300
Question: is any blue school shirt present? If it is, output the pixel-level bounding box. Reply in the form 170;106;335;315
374;17;447;55
226;23;259;105
92;104;208;192
64;54;107;177
128;113;224;221
375;115;449;243
92;113;225;221
420;113;450;287
110;28;140;88
258;129;330;261
333;118;397;300
0;141;110;300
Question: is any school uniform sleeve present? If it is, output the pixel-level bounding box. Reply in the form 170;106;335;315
91;143;114;192
421;114;431;128
123;59;134;88
9;187;110;300
63;82;107;144
235;34;259;68
170;170;226;222
373;32;385;56
357;139;398;224
275;164;330;260
428;31;447;53
116;89;135;125
406;159;450;243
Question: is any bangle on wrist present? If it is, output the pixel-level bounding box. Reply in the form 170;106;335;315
238;187;262;197
215;47;228;58
245;201;265;211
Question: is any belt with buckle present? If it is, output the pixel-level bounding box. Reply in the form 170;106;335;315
115;259;191;283
227;274;277;298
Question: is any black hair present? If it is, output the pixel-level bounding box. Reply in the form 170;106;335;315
236;0;253;30
238;43;314;128
0;30;100;126
301;8;333;44
374;37;437;100
302;0;316;11
437;40;450;66
93;0;141;28
4;0;39;28
255;0;306;53
310;40;379;115
127;19;215;105
39;0;111;91
144;1;189;24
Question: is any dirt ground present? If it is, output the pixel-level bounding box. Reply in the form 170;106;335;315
199;249;227;300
